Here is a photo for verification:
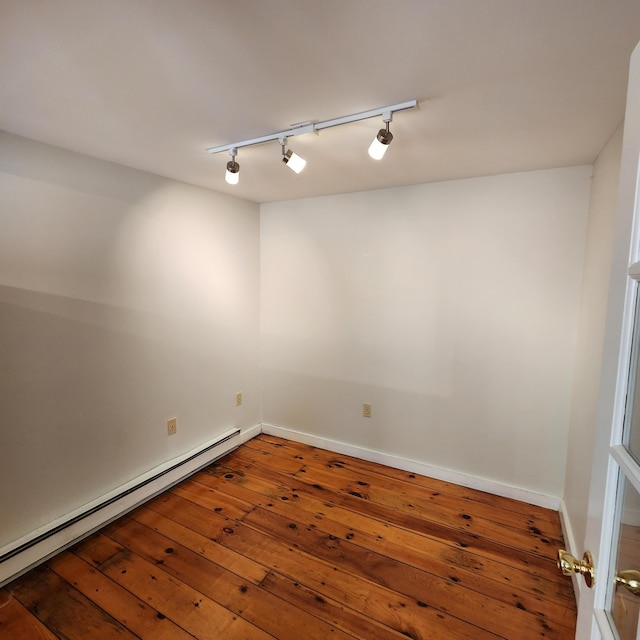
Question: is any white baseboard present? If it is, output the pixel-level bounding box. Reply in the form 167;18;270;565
559;499;581;603
0;424;261;588
260;423;561;510
559;499;579;556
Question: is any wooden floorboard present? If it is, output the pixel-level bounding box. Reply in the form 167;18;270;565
0;434;577;639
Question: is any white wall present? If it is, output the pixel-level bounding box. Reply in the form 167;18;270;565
261;167;592;498
0;132;261;549
0;126;600;556
563;125;623;552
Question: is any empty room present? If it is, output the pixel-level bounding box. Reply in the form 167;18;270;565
2;2;640;639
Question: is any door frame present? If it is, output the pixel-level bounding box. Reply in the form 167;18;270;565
577;39;640;640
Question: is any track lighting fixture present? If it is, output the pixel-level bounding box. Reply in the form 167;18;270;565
368;113;393;160
207;99;417;185
280;138;306;174
225;148;240;184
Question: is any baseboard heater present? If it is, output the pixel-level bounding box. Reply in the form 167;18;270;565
0;427;241;587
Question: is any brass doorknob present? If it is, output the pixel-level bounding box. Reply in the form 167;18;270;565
557;549;595;588
616;570;640;596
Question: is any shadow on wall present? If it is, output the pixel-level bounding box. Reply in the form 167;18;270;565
0;283;238;549
0;132;169;202
260;363;566;498
0;131;261;556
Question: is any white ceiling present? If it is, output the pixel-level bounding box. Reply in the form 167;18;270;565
2;1;640;203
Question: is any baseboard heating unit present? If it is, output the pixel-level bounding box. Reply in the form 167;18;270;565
0;426;243;588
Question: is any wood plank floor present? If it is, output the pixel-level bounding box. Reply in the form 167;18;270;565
0;434;577;639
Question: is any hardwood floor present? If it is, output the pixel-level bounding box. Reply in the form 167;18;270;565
0;434;577;639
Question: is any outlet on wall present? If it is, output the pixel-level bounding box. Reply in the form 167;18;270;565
167;417;177;435
362;402;372;418
236;391;242;406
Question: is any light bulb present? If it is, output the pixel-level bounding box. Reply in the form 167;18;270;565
283;149;306;174
368;127;393;160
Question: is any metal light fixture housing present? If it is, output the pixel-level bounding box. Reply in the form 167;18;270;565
225;148;240;184
368;115;393;160
280;139;307;174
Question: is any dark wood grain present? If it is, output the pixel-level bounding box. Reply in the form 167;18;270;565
0;434;577;639
0;591;59;640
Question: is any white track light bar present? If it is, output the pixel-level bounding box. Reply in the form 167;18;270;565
206;99;417;155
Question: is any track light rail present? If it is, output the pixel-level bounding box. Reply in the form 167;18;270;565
206;99;417;155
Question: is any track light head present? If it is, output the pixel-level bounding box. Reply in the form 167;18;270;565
368;115;393;160
225;160;240;184
283;149;307;173
280;138;307;174
225;148;240;184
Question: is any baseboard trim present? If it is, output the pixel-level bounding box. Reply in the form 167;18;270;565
558;499;581;603
0;424;260;588
260;423;561;510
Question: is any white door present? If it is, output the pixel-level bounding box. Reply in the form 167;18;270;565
575;40;640;640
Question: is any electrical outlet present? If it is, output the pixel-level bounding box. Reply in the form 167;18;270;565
236;391;242;406
167;417;177;435
362;402;372;418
